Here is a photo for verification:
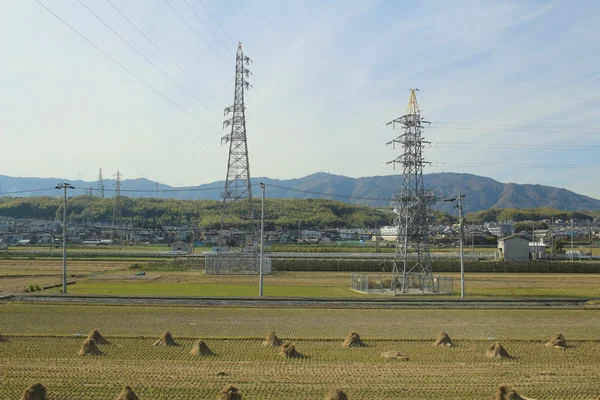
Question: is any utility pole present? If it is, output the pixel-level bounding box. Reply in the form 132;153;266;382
471;231;475;256
457;193;465;298
55;183;74;293
532;226;536;261
297;220;301;254
589;220;593;259
259;183;265;297
571;218;574;263
550;217;554;257
444;193;465;297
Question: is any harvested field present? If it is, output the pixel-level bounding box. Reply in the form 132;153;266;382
0;336;598;399
1;304;599;340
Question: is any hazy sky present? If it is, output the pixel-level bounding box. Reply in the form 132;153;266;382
1;1;599;197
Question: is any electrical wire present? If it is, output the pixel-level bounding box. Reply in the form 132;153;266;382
430;90;598;101
105;0;223;103
429;126;600;135
431;121;598;131
163;0;230;68
0;188;56;195
429;141;600;151
142;78;233;180
432;162;600;169
196;0;236;46
34;0;203;122
183;0;234;56
77;0;219;117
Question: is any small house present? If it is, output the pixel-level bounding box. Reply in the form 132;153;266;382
170;240;192;254
497;235;529;261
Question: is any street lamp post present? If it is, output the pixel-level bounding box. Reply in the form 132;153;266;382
259;183;265;297
55;183;75;293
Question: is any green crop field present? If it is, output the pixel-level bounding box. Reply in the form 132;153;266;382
1;303;600;399
1;256;600;298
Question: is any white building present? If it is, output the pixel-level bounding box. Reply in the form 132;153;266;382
300;229;322;240
487;222;515;237
379;226;399;241
529;237;547;259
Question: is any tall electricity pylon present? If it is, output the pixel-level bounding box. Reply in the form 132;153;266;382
386;89;435;293
112;170;122;225
98;168;105;198
220;43;254;246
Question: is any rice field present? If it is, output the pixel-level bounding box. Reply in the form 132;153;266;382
1;303;599;399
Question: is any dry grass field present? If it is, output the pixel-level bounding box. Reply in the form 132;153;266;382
1;303;599;399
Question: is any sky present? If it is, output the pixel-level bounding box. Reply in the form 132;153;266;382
1;0;600;197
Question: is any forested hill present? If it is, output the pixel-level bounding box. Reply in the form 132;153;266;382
1;172;600;213
0;196;400;228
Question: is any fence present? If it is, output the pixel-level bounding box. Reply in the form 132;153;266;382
351;273;454;295
204;253;272;275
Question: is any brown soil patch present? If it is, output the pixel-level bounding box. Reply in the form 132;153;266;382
115;385;139;400
545;333;567;349
78;338;104;356
218;384;242;400
487;342;511;359
190;339;214;356
433;331;454;347
325;388;348;400
280;341;302;358
153;331;179;347
263;331;282;347
87;329;110;345
380;351;409;360
342;332;366;347
20;383;47;400
495;384;536;400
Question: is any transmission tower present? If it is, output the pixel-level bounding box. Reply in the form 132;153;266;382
220;43;254;246
98;168;105;198
112;170;122;225
386;89;435;293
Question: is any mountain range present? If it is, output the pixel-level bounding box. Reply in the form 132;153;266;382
1;172;599;214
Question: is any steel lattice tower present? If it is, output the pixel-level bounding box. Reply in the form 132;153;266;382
220;43;254;245
386;89;435;293
98;168;105;198
112;170;122;225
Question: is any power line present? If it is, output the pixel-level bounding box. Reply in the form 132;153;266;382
163;0;230;68
432;121;598;131
432;162;600;169
196;0;236;45
183;0;234;56
429;126;600;135
430;141;600;151
264;183;458;203
77;0;219;117
431;90;598;101
105;0;222;103
141;78;233;180
0;188;56;196
34;0;203;122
